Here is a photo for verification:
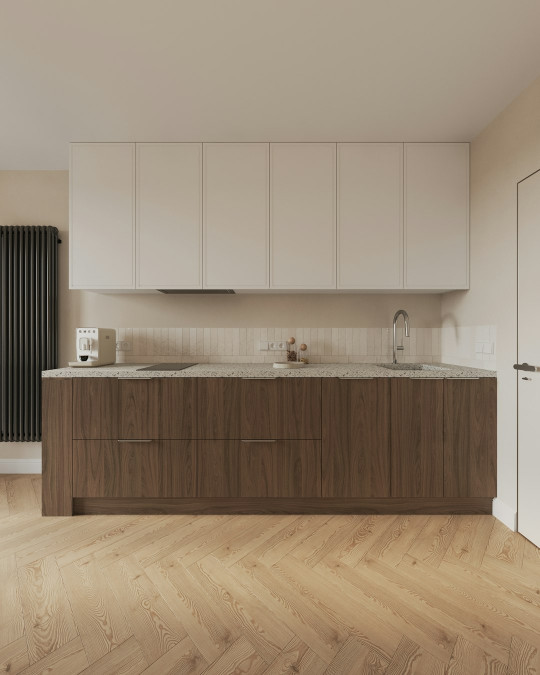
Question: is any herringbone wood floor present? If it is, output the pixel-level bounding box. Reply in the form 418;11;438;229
1;476;539;674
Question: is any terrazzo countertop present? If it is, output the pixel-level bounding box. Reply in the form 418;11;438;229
42;362;496;379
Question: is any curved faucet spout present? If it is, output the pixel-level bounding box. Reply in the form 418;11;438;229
393;310;410;364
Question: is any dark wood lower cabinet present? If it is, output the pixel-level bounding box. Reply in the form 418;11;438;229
391;379;444;498
239;440;320;497
444;378;497;497
322;378;390;497
73;439;196;498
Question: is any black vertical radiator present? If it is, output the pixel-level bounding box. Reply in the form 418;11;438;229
0;226;59;442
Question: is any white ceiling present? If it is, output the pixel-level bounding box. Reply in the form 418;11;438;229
2;0;540;169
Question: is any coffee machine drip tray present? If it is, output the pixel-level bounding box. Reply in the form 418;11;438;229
137;363;198;372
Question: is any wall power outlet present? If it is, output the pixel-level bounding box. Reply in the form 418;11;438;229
259;341;287;351
116;341;131;351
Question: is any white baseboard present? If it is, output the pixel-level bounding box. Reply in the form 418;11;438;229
0;459;42;474
492;497;517;531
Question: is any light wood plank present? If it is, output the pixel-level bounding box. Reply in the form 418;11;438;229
483;520;525;569
5;477;39;516
18;637;88;675
79;636;147;675
365;515;430;567
263;637;327;675
60;558;131;664
141;635;207;675
385;636;445;675
406;515;460;567
0;555;24;649
324;636;388;675
202;636;267;675
106;556;187;665
0;637;29;675
447;635;508;675
444;515;495;567
18;556;78;663
508;637;540;675
336;515;397;567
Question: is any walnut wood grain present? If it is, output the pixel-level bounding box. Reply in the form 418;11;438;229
159;378;197;439
72;378;118;439
118;378;160;439
73;439;196;498
42;378;73;515
197;441;239;497
239;440;321;497
72;497;493;515
241;378;321;439
196;379;242;439
322;378;390;497
444;378;497;497
391;379;444;498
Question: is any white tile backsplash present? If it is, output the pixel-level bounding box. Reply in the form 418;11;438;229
441;324;497;368
114;326;442;364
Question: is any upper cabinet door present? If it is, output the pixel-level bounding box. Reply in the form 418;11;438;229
203;143;269;288
338;143;403;289
404;143;469;289
136;143;202;289
270;143;336;289
70;143;135;289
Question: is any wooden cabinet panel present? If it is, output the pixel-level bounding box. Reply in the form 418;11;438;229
322;378;390;498
118;379;160;439
137;143;202;289
270;143;336;288
203;143;269;288
73;378;118;439
444;379;497;497
159;379;197;439
338;143;403;289
196;378;241;439
239;440;320;497
70;143;135;289
196;441;239;497
42;379;73;516
391;379;444;498
73;440;196;498
240;378;321;439
404;143;469;289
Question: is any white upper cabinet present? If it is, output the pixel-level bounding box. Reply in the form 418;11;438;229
270;143;336;289
70;143;135;289
203;143;269;288
338;143;403;289
404;143;469;289
137;143;202;289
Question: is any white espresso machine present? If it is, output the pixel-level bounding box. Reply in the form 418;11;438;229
68;328;116;367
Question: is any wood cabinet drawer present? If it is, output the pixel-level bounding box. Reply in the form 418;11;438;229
196;440;321;498
118;379;160;439
196;377;321;439
391;379;444;498
73;378;118;439
73;439;195;498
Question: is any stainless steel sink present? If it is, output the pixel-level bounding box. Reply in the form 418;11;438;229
378;363;450;371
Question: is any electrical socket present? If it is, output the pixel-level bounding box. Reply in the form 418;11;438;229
259;340;286;351
116;341;131;351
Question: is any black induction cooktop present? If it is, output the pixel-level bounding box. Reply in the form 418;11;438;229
137;363;197;371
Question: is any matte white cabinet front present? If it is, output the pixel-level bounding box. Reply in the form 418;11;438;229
338;143;403;289
404;143;469;289
137;143;202;289
203;143;269;288
270;143;336;289
70;143;135;289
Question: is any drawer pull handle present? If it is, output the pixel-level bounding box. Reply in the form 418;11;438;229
242;377;276;380
117;439;153;443
338;376;374;380
241;439;277;443
451;377;480;380
119;377;154;380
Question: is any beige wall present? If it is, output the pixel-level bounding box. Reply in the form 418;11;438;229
1;169;442;460
442;74;540;523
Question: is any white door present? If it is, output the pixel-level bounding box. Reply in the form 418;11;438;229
338;143;403;289
137;143;202;289
70;143;135;289
517;168;540;548
404;143;469;290
270;143;336;289
203;143;269;288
